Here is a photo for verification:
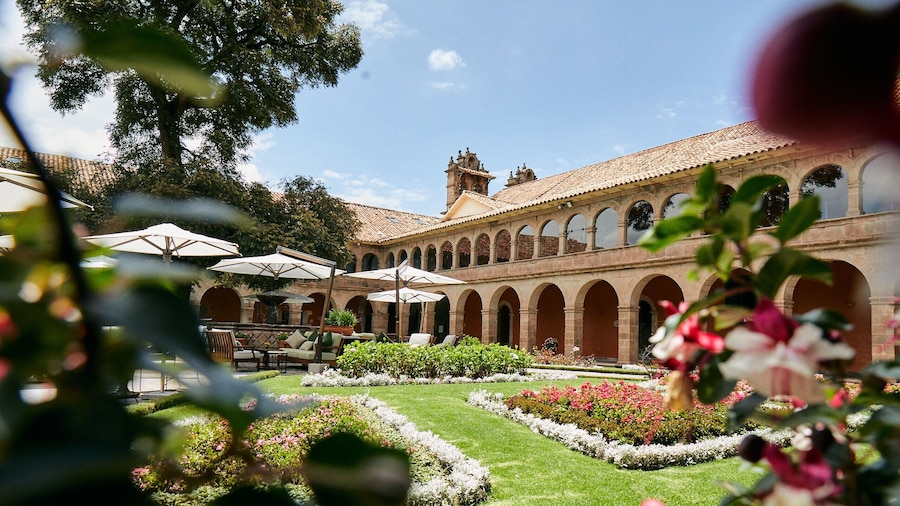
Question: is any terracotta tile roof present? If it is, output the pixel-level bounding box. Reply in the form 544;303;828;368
0;146;117;195
490;121;792;204
344;202;441;243
377;120;796;241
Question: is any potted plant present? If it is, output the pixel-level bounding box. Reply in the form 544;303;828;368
323;308;358;336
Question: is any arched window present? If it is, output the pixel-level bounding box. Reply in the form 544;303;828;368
626;201;654;245
361;253;379;271
495;230;511;263
345;255;357;273
594;208;617;249
457;237;471;268
425;244;437;272
386;252;395;268
475;234;490;265
863;153;900;214
411;247;422;268
663;193;689;219
759;182;789;227
717;185;735;214
539;220;559;257
516;225;535;260
440;241;453;270
565;214;588;253
801;164;847;220
398;249;408;265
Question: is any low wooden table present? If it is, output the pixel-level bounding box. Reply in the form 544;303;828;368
249;347;286;370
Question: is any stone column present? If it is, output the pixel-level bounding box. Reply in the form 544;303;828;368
846;179;862;217
422;303;435;336
489;240;496;265
371;309;389;335
520;307;538;351
617;305;639;363
587;225;597;251
870;296;897;361
618;217;628;247
564;305;583;355
482;308;498;343
557;231;565;256
450;309;465;337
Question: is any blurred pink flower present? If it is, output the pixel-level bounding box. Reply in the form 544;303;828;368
719;299;854;402
649;300;724;370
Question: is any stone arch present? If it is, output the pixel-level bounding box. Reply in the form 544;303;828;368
539;219;559;257
565;214;588;253
578;280;618;360
594;207;618;249
631;275;685;361
785;260;872;371
432;296;451;339
425;244;437;271
801;164;848;220
398;249;408;265
490;285;521;348
457;237;472;268
411;247;422;268
361;253;379;271
516;225;535;260
861;152;900;214
347;295;372;333
307;292;329;327
440;241;453;269
760;179;790;227
533;283;565;354
199;286;241;322
626;200;654;245
662;192;689;219
461;289;483;338
495;229;511;263
475;233;490;265
386;251;396;268
345;254;357;273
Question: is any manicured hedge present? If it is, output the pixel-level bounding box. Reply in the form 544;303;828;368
336;337;533;379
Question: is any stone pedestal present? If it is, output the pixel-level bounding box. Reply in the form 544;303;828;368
308;363;329;375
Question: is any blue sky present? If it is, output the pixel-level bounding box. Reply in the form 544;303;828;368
0;0;895;216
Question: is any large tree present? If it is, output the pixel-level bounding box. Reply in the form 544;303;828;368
17;0;363;172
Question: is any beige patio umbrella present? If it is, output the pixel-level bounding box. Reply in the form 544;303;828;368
83;222;239;264
347;260;464;339
0;167;93;212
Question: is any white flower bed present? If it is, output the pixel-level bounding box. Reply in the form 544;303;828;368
467;390;796;470
354;395;491;506
301;369;577;387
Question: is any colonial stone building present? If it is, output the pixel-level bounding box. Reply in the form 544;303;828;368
5;117;898;370
202;120;899;370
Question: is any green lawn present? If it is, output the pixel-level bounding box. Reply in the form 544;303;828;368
157;376;759;505
269;377;759;505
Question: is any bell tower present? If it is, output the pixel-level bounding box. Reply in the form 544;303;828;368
445;147;495;212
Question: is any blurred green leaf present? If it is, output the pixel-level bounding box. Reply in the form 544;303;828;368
638;215;705;252
755;248;832;298
771;195;820;244
697;354;737;405
695;164;718;202
732;174;786;206
80;20;222;103
720;201;755;242
114;194;251;226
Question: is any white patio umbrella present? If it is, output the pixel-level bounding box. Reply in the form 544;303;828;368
80;255;118;269
83;222;239;264
209;252;342;280
210;246;343;365
347;259;464;339
0;167;93;212
0;235;13;253
367;287;446;304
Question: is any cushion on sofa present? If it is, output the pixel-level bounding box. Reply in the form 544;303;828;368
285;330;306;349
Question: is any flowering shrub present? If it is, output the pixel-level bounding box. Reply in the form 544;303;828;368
541;336;558;352
301;368;577;388
336;339;533;379
505;381;752;446
133;394;491;505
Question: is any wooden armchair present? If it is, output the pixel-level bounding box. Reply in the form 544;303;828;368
206;329;260;370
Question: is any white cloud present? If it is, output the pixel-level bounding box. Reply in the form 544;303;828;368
611;145;626;156
323;169;348;180
428;49;464;71
431;82;456;90
341;0;406;40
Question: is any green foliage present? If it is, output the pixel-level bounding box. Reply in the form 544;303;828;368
16;0;363;171
324;308;358;327
336;340;534;379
